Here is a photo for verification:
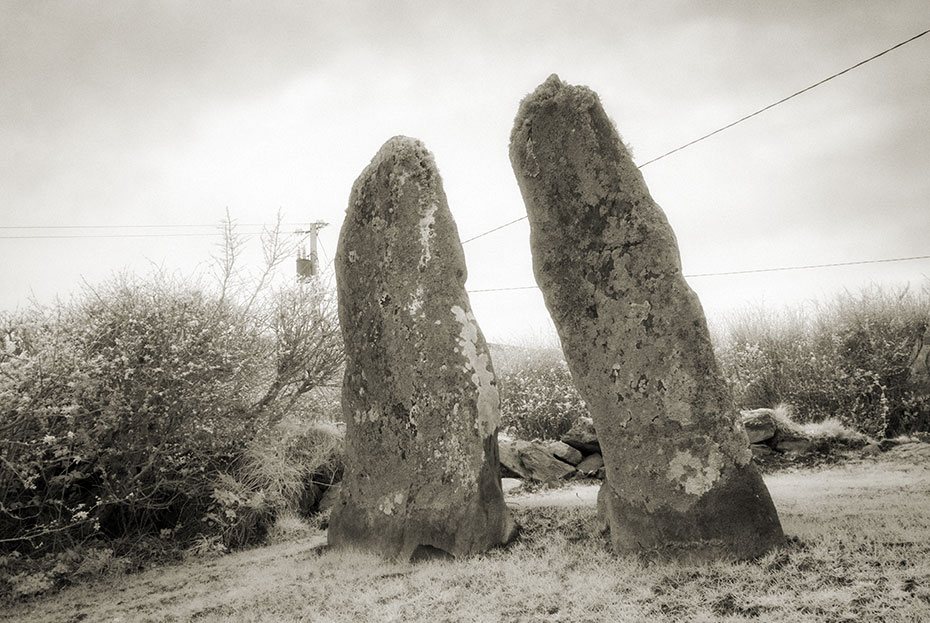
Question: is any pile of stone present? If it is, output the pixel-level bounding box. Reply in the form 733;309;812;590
740;408;815;459
498;407;822;483
498;416;605;483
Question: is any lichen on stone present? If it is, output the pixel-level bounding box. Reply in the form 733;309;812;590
378;491;407;516
451;305;500;438
667;444;723;497
417;202;438;269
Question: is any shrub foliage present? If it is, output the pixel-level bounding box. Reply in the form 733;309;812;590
0;218;343;597
716;285;930;437
494;345;588;441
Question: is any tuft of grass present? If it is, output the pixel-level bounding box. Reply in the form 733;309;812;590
265;512;318;545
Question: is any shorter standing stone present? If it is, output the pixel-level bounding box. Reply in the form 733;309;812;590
328;136;515;560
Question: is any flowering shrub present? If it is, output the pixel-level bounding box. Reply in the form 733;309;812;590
0;219;343;599
495;345;588;441
716;285;930;437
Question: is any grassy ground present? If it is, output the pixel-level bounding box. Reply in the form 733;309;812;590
7;445;930;622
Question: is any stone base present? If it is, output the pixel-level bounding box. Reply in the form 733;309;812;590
328;457;516;561
597;464;784;562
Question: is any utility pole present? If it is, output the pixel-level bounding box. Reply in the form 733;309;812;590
296;221;328;282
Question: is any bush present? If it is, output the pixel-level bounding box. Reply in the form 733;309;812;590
716;284;930;437
0;217;343;598
1;276;259;548
493;344;588;441
208;417;344;548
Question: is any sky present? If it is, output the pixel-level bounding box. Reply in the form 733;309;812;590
2;1;929;344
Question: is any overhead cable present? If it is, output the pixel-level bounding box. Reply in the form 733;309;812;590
466;253;930;293
459;27;930;245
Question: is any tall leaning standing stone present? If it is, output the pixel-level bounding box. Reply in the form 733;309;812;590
328;136;515;561
509;75;784;560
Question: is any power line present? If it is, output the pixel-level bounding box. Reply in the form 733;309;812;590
684;253;930;278
7;30;925;246
638;27;930;167
460;216;528;245
0;232;264;240
468;285;540;294
0;223;305;230
459;26;930;245
466;253;930;293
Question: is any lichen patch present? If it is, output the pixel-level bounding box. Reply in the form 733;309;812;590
667;445;723;497
417;202;438;269
377;491;407;516
353;407;380;424
451;305;500;438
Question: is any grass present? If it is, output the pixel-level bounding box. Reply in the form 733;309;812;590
7;446;930;622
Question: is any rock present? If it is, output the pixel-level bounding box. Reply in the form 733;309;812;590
739;409;778;444
861;442;881;456
546;440;584;465
499;438;576;482
328;136;515;561
509;75;784;561
776;439;814;454
595;467;606;480
879;438;905;452
520;442;577;482
501;478;523;493
498;437;527;477
561;416;601;454
576;452;605;476
750;444;774;459
318;483;341;514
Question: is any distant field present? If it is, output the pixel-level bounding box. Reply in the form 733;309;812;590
8;445;930;623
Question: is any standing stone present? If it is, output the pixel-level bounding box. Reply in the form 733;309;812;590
328;136;515;560
509;75;784;560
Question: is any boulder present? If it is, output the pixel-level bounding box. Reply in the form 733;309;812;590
576;452;605;476
318;483;341;514
750;444;774;459
498;437;526;477
328;136;515;560
546;440;584;465
520;442;577;482
510;75;784;561
499;438;576;482
739;409;778;444
561;416;601;454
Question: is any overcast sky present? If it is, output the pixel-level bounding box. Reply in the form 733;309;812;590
2;1;928;343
